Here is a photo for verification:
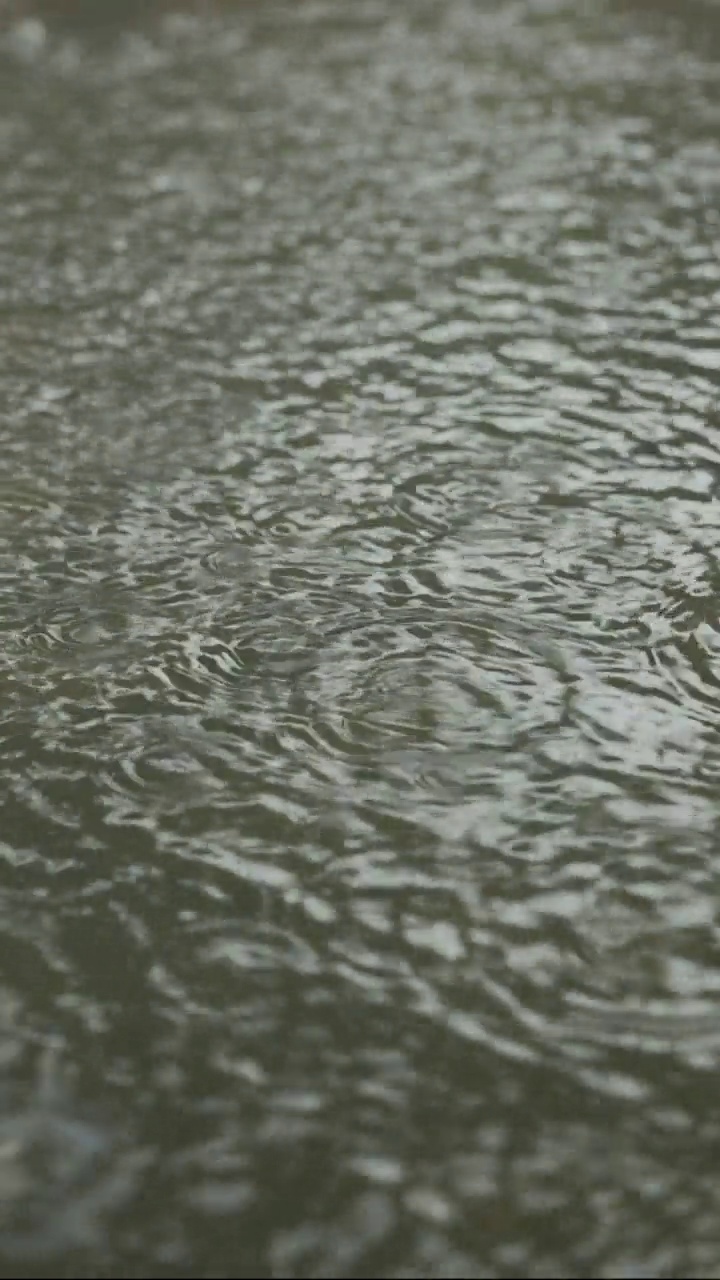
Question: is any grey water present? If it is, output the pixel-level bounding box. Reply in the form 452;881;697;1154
2;1;720;1275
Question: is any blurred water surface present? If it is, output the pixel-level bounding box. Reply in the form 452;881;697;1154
2;1;720;1275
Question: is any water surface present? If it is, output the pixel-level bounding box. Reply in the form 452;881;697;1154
2;1;720;1275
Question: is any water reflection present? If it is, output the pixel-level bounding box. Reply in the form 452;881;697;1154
2;0;720;1275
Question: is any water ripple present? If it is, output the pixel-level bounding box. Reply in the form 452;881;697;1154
2;0;720;1275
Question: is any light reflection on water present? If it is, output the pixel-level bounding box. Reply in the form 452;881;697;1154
2;1;720;1275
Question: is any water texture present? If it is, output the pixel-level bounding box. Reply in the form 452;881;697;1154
1;1;720;1275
